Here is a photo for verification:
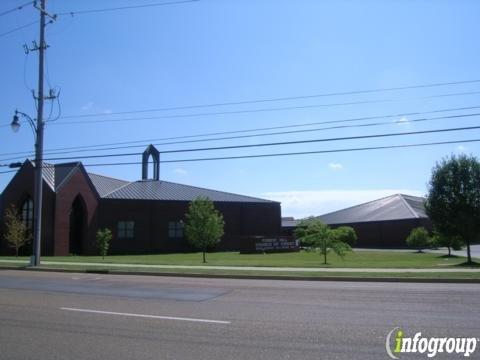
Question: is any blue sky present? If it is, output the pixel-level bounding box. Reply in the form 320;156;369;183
1;0;479;218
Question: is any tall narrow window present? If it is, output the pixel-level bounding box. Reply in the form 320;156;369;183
168;221;184;239
117;221;135;239
21;197;33;231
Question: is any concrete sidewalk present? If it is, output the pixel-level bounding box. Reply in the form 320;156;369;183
1;259;479;273
428;244;480;259
354;245;480;258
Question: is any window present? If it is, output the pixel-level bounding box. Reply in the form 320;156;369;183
21;197;33;231
168;221;184;239
117;221;135;239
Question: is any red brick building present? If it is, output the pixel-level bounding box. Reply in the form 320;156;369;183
0;146;281;256
282;194;432;248
317;194;432;247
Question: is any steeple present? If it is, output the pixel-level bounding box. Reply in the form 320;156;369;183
142;144;160;180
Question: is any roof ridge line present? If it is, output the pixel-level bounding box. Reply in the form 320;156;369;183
399;193;425;201
55;163;83;191
157;179;276;203
317;193;399;217
398;194;420;218
41;163;55;191
101;179;133;198
87;172;129;183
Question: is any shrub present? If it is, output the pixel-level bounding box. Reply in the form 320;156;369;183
406;227;430;252
96;228;112;259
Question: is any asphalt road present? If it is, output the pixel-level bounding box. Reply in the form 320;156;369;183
0;270;479;360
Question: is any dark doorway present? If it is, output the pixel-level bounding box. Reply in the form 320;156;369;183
69;195;86;255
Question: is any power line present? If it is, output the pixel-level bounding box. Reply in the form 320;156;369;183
55;79;480;120
0;20;38;38
2;138;478;174
43;90;480;126
0;1;197;39
2;105;479;161
34;125;480;162
3;110;480;164
60;138;480;167
49;112;480;154
56;0;198;16
150;138;480;164
2;85;480;129
42;104;480;147
0;1;33;17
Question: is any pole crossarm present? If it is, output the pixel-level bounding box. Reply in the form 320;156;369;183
33;0;56;20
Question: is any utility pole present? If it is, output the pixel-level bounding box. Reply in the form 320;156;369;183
30;0;46;267
30;0;55;266
10;1;56;266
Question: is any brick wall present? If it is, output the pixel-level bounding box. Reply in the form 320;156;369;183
53;169;98;255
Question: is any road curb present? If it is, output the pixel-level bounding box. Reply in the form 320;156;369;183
1;265;480;284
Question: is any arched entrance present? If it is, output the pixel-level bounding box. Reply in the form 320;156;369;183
69;195;86;255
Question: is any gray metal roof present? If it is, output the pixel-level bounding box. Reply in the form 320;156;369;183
36;161;80;191
26;160;275;203
281;217;300;228
318;194;428;225
87;173;130;197
42;163;56;190
54;162;82;190
97;178;276;203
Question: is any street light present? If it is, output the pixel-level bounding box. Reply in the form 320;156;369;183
11;110;36;135
10;113;20;132
11;109;44;267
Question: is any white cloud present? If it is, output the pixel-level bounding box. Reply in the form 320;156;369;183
456;145;467;153
103;109;113;114
81;101;94;111
173;168;188;175
328;162;343;171
261;189;424;219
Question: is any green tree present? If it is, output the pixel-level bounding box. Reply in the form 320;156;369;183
185;196;225;263
4;204;31;257
406;227;430;253
430;231;464;257
294;218;352;265
331;226;357;246
96;228;112;260
425;154;480;264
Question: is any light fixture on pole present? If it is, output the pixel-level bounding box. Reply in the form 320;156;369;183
11;110;36;135
10;112;21;133
11;109;43;267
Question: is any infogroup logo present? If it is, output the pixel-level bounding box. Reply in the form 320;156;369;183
385;327;478;359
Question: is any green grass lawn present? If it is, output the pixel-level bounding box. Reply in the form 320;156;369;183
0;250;474;268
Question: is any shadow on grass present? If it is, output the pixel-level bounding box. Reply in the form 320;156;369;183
454;261;480;268
437;254;462;259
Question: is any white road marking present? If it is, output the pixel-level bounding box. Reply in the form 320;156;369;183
60;307;231;324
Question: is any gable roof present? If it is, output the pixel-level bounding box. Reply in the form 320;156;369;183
12;160;276;204
88;176;275;203
24;160;82;192
318;194;428;225
87;173;130;197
